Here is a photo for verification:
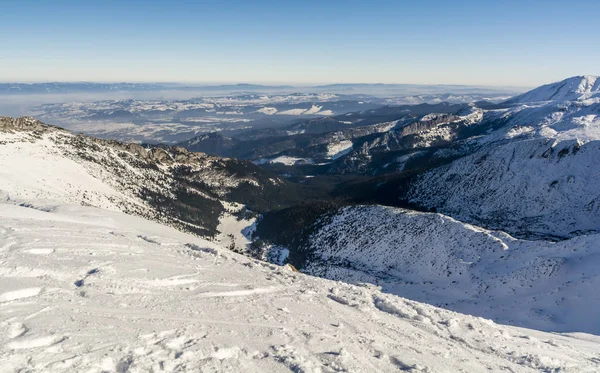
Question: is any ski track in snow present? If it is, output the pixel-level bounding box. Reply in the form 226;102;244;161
0;202;599;372
196;286;281;298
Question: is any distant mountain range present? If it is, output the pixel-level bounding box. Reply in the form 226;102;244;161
0;81;525;96
0;82;297;95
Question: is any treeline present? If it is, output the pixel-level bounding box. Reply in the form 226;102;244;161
254;200;350;268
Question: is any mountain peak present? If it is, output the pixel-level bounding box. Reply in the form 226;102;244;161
506;75;600;104
568;75;599;93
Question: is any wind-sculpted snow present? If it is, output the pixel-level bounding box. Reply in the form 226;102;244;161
302;205;600;334
1;202;599;372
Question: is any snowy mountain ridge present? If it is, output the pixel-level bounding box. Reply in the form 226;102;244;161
403;77;600;238
2;77;600;371
506;75;599;104
0;116;282;240
296;205;600;334
248;77;600;339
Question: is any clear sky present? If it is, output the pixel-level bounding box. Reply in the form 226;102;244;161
1;0;598;86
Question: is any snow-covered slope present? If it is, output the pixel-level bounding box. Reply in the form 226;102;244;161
506;75;599;103
0;116;283;238
299;205;600;334
0;124;149;213
406;77;600;238
409;135;600;238
327;140;353;159
1;202;600;372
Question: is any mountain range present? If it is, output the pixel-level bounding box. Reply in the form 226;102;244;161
1;75;600;371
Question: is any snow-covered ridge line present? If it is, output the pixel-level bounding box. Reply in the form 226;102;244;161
0;116;65;133
408;129;600;238
300;205;600;334
0;116;280;238
506;75;600;104
0;116;268;191
394;76;600;238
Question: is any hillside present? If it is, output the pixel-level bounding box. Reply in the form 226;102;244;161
272;205;600;334
0;116;328;251
407;78;600;238
3;76;600;371
1;202;599;372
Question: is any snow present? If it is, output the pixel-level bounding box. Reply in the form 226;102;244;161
508;75;600;103
385;94;515;105
3;78;600;371
326;140;353;159
277;108;308;116
0;120;273;242
457;104;484;124
317;109;334;116
216;201;256;252
277;105;334;116
270;156;313;166
0;288;42;302
255;156;314;166
266;246;290;265
303;205;600;334
303;104;324;115
0;132;138;212
409;130;600;238
1;202;600;372
486;98;600;144
406;77;600;238
255;107;278;115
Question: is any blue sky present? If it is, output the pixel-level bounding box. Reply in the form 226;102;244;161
1;0;598;86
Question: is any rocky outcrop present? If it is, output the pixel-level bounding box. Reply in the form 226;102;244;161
400;114;461;136
0;116;63;133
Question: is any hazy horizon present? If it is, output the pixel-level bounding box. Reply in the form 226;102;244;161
0;80;533;89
